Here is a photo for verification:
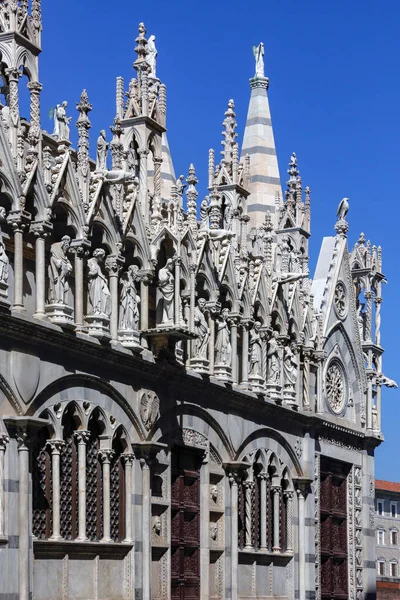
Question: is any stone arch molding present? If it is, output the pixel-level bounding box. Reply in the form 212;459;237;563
236;427;303;477
151;403;234;462
28;374;144;442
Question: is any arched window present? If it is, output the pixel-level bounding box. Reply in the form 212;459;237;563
390;560;398;577
377;559;386;576
391;528;398;546
377;528;385;546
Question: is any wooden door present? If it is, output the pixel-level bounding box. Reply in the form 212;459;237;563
320;459;348;600
171;448;201;600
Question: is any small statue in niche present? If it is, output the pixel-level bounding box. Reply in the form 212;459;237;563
48;235;73;304
210;523;218;541
193;298;210;358
356;302;366;341
87;249;111;316
96;130;108;171
215;309;232;366
223;197;233;230
158;258;175;325
119;265;141;331
249;321;263;377
267;330;281;384
52;101;72;141
152;515;161;536
0;229;9;285
199;197;209;229
210;484;218;503
283;343;298;391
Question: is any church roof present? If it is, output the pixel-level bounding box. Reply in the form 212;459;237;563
375;480;400;494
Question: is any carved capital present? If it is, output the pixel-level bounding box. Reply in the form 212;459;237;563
105;255;123;276
74;430;90;445
138;147;149;157
27;81;43;94
5;68;22;82
98;449;115;464
0;434;9;452
122;453;135;466
16;428;28;450
46;439;65;454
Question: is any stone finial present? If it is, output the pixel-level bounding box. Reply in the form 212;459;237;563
76;90;92;183
221;99;238;167
134;22;148;65
186;163;198;236
287;152;299;191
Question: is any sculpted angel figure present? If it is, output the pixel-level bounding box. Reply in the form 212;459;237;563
96;130;108;171
53;101;71;141
267;330;281;384
87;249;111;316
119;265;140;331
48;235;72;304
249;321;263;377
253;42;265;78
147;35;158;77
215;309;232;366
283;343;298;390
158;258;175;324
194;298;210;358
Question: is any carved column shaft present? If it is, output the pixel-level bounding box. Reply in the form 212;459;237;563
297;486;306;599
259;474;268;550
303;351;310;409
141;456;152;600
229;473;240;600
153;156;162;199
13;226;24;311
140;278;149;332
73;248;85;329
106;257;121;342
285;491;294;552
244;481;253;549
123;454;134;543
6;68;21;155
209;314;215;373
74;430;90;540
189;266;196;334
272;486;281;552
0;435;9;538
138;149;149;219
17;432;30;600
241;322;249;387
100;449;114;542
200;455;210;600
34;233;46;318
365;292;373;342
27;81;42;149
47;440;64;540
230;318;238;384
375;297;382;346
174;259;181;326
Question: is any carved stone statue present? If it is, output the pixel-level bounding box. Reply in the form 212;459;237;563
215;309;231;366
126;142;138;173
249;321;263;377
210;485;218;503
87;249;111;316
119;265;140;331
158;258;175;325
336;197;349;221
253;42;265;78
0;222;8;285
267;331;281;384
152;515;161;536
200;197;209;229
194;298;210;358
283;344;298;390
140;391;160;431
48;235;72;304
147;34;157;77
53;101;71;141
176;175;186;197
223;197;233;230
210;523;218;541
96;130;108;171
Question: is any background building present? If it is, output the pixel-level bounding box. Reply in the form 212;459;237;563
375;480;400;599
0;2;395;600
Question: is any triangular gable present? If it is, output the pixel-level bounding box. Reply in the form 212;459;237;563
50;155;86;238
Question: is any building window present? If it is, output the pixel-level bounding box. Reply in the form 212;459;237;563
377;529;385;545
378;560;386;576
391;529;398;545
391;502;397;518
377;500;384;516
390;561;398;577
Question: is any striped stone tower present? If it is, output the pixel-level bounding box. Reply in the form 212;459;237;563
241;46;282;228
148;132;177;200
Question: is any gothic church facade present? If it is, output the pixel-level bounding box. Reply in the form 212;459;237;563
0;3;393;600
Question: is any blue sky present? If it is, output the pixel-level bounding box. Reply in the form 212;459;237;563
39;0;399;479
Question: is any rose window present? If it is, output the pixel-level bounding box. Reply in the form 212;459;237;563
325;362;346;414
334;282;347;318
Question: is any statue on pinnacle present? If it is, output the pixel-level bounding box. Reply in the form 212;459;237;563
253;42;265;78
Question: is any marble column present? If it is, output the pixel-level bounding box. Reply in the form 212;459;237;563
34;231;47;319
302;350;311;410
200;452;210;600
297;485;307;599
140;276;150;331
272;485;281;552
229;472;240;600
122;453;134;543
0;434;9;538
153;156;162;199
209;313;216;374
174;256;181;326
284;491;294;553
365;291;373;342
140;454;152;600
138;148;149;218
105;256;122;342
244;480;254;550
99;449;114;543
47;439;65;540
230;316;238;384
74;430;90;541
17;430;30;600
366;373;374;431
72;246;85;330
241;321;250;388
375;296;382;346
5;67;21;156
13;225;25;311
27;80;42;151
259;473;268;551
189;264;196;333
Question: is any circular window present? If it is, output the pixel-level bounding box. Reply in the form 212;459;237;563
325;361;346;414
334;281;347;319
